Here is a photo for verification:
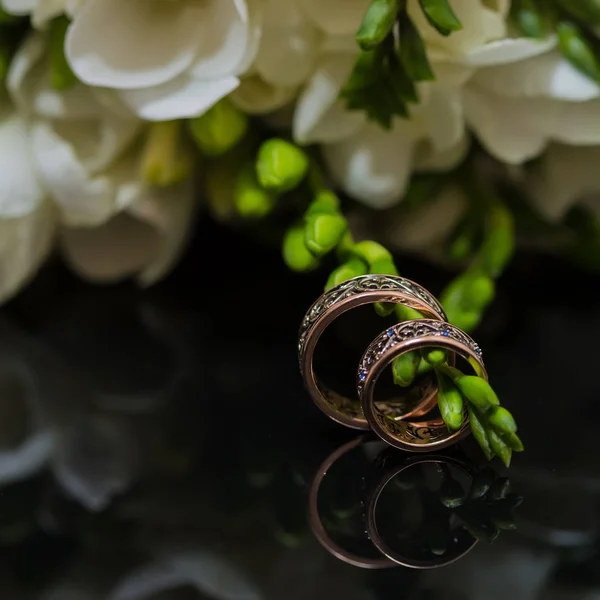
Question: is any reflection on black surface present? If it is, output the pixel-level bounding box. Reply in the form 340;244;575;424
308;437;522;570
0;223;600;598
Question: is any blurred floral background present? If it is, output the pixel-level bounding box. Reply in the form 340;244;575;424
1;0;600;309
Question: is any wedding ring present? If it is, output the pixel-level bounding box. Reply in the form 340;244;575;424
358;320;487;452
298;275;447;430
365;455;478;568
307;435;395;569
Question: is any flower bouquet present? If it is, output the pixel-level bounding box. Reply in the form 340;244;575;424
2;0;600;464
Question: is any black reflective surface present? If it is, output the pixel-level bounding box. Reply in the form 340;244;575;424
1;220;599;599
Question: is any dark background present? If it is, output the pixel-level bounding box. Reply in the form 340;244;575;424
0;216;599;599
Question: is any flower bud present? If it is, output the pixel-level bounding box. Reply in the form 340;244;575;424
188;99;248;157
467;406;493;461
436;371;464;431
234;164;276;218
398;12;435;81
466;275;495;310
392;351;420;387
395;304;424;322
50;16;77;90
557;22;600;82
256;139;309;193
503;432;524;452
512;0;548;38
306;190;340;216
304;213;348;257
425;349;446;365
488;406;517;435
283;225;319;272
141;121;193;187
418;0;463;36
455;376;499;414
356;0;400;50
350;241;393;266
488;429;512;468
325;259;368;290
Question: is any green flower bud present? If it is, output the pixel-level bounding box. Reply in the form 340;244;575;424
234;164;276;218
425;349;446;365
336;229;355;262
50;16;77;91
503;432;525;452
398;12;435;82
416;358;433;377
490;477;511;500
392;351;420;387
436;371;464;431
446;309;482;333
512;0;549;38
418;0;462;36
488;406;517;435
350;240;393;265
256;138;309;193
467;406;493;461
468;467;495;500
557;22;600;82
479;204;515;278
306;190;340;216
283;225;319;272
188;99;248;157
455;375;499;414
304;213;348;257
325;258;368;290
141;121;193;187
488;429;512;468
356;0;400;50
457;509;499;543
396;304;425;322
466;275;495;310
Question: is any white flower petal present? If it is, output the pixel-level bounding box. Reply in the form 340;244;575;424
118;74;239;121
415;134;470;171
323;121;420;209
31;121;118;226
297;0;369;36
1;0;36;15
32;0;66;28
229;76;297;115
65;0;206;89
254;0;321;87
417;86;465;152
472;49;600;100
8;33;110;120
189;0;251;80
528;145;600;220
52;415;137;511
0;200;57;304
463;36;557;66
293;53;364;144
60;213;161;282
0;114;46;217
544;99;600;145
463;87;548;164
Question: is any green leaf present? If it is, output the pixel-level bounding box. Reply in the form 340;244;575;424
418;0;463;36
398;11;435;81
356;0;401;50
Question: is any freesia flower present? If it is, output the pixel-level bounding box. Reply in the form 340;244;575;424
0;0;76;27
65;0;260;121
7;32;198;285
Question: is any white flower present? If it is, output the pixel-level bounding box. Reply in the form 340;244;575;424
527;144;600;221
464;41;600;164
291;0;513;208
0;0;77;27
65;0;260;121
7;32;198;285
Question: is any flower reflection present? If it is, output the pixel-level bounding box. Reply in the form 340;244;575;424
308;436;523;569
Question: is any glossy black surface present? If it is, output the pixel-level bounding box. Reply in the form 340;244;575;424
1;219;599;599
